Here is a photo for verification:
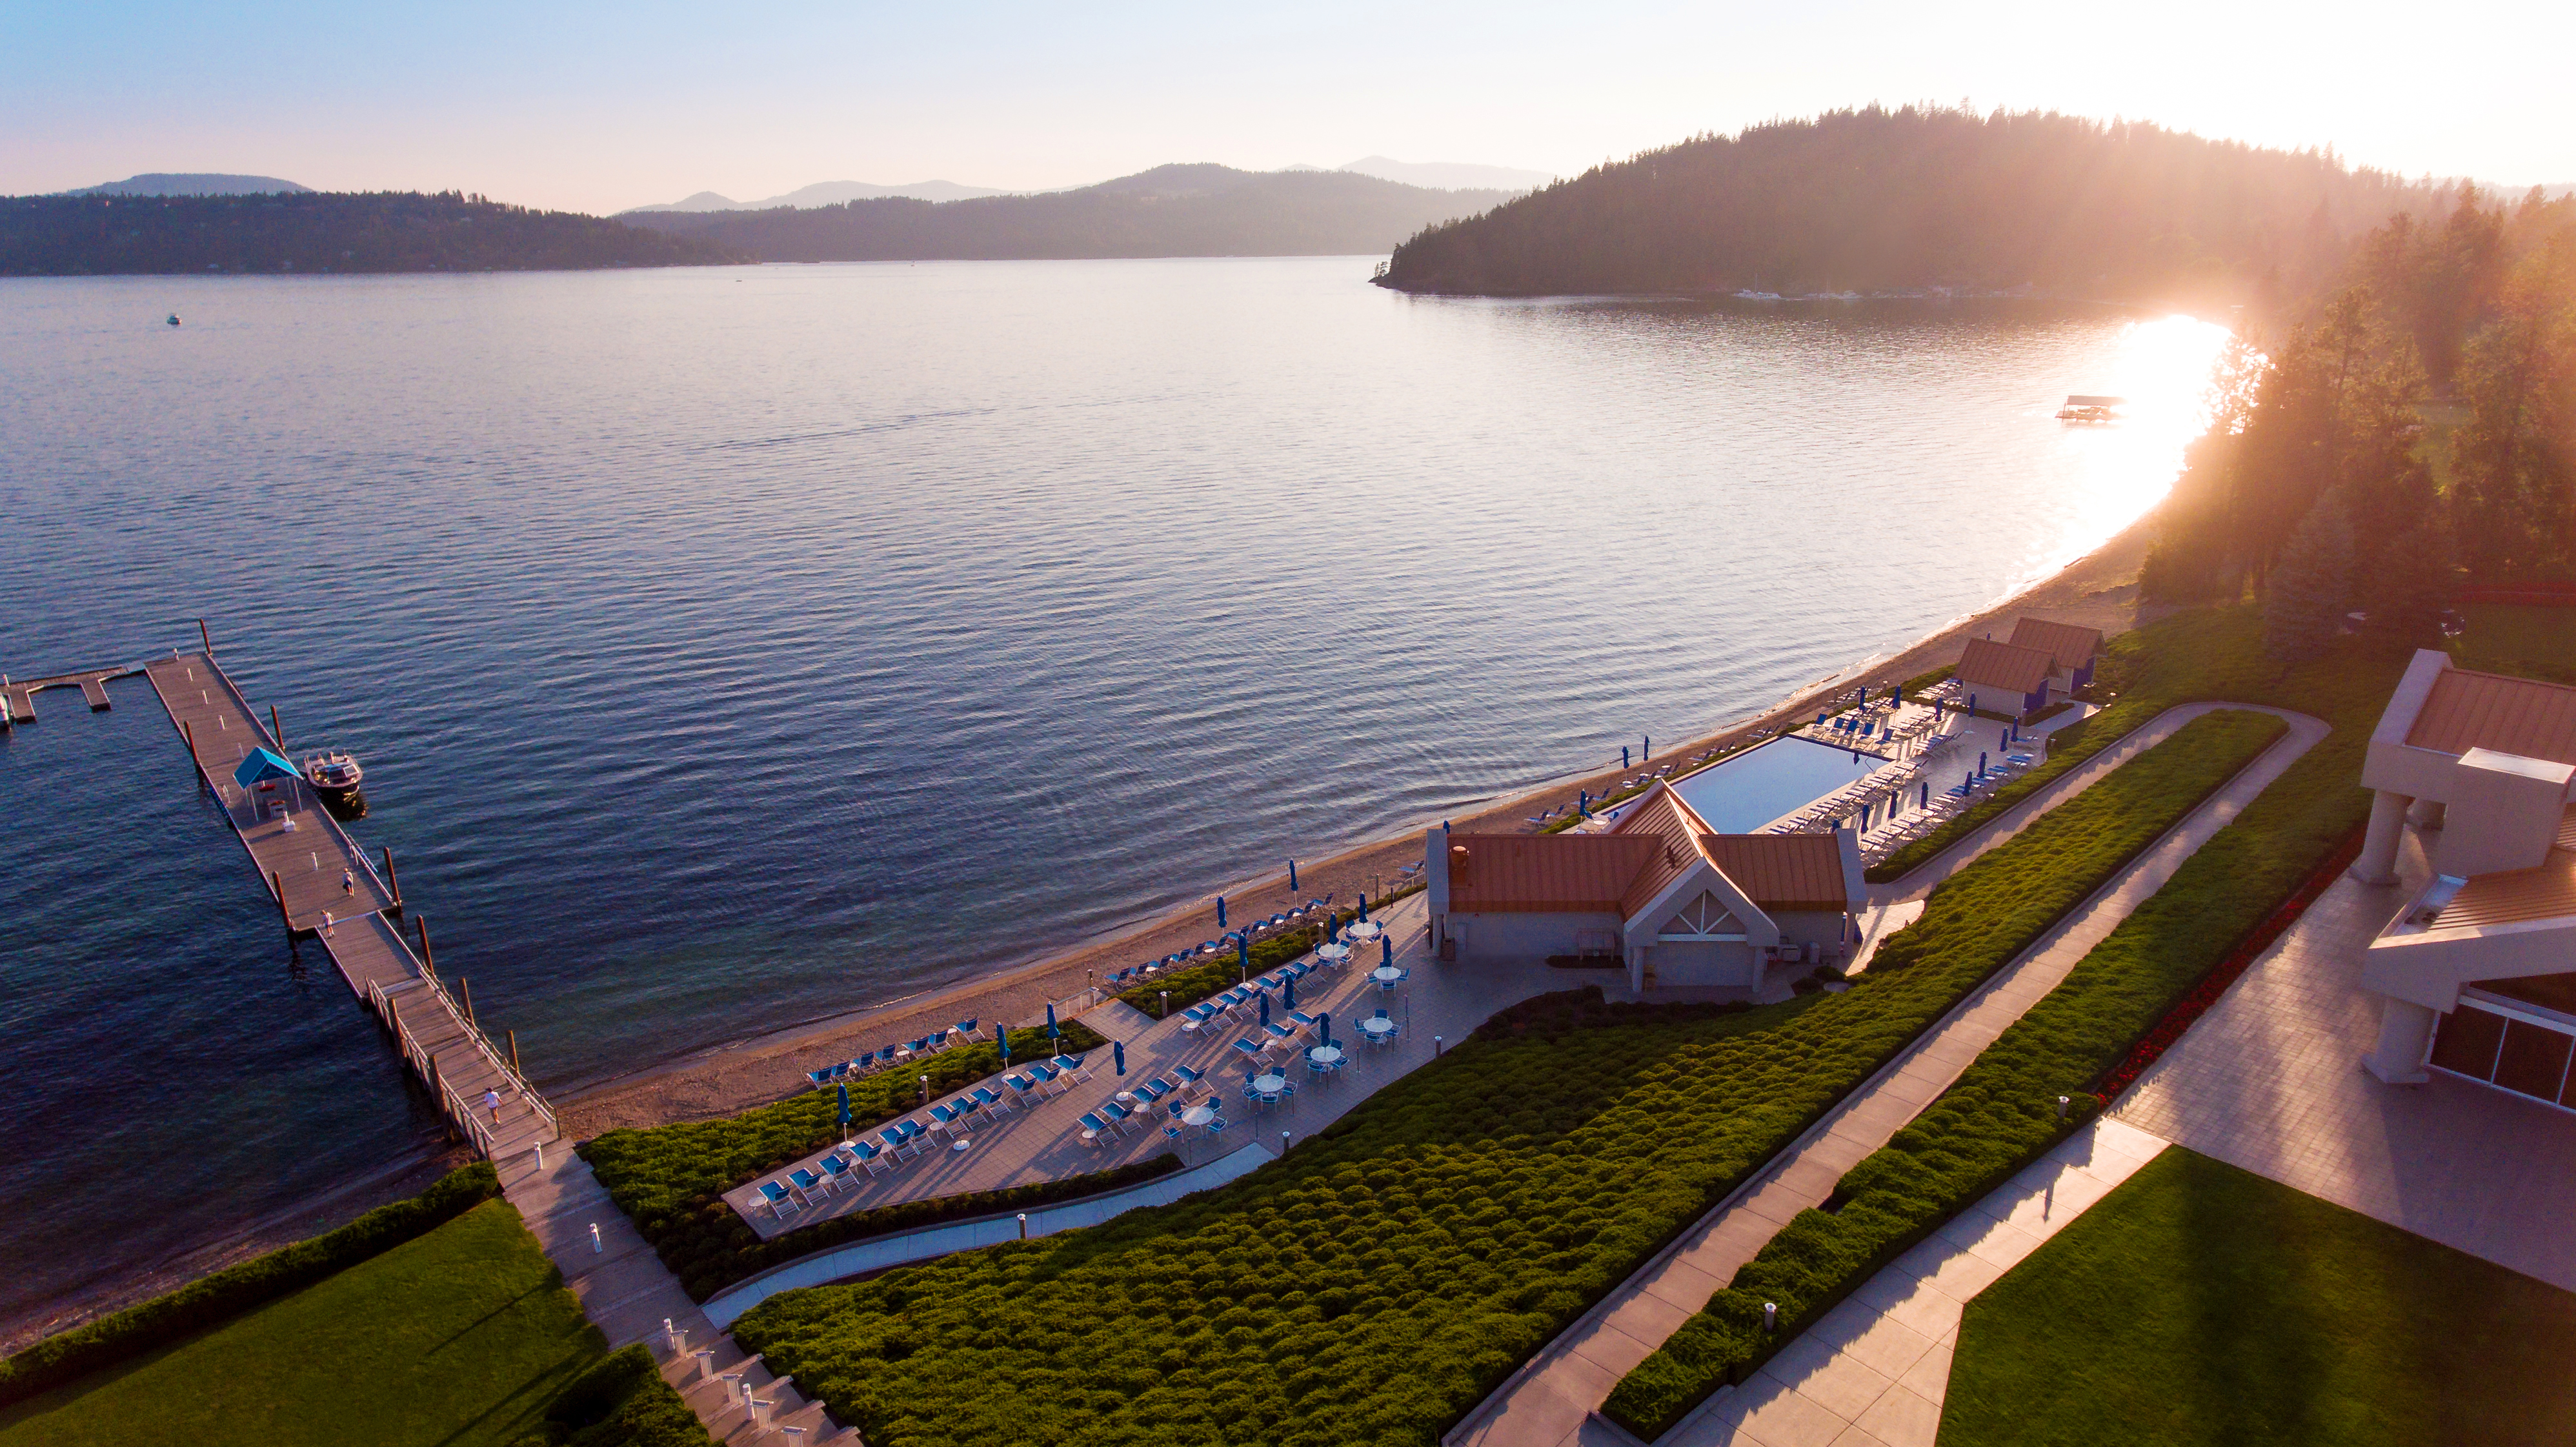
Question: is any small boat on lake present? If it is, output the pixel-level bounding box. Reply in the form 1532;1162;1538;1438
302;749;365;814
2057;393;2124;422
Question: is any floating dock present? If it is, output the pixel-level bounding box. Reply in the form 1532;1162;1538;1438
12;645;554;1160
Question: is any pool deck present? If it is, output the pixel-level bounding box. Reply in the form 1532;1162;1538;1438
720;891;1566;1239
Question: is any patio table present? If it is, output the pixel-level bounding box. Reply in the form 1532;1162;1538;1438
1251;1073;1287;1094
1371;966;1404;986
1360;1017;1396;1039
1182;1104;1217;1129
1306;1045;1344;1068
1316;943;1352;964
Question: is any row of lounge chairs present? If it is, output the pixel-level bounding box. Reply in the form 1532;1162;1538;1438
753;1051;1093;1220
806;1018;984;1089
1078;1064;1218;1147
1175;957;1334;1035
1094;895;1340;991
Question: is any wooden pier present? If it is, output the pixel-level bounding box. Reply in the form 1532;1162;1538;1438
19;647;555;1161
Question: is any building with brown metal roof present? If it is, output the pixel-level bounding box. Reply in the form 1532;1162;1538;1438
2007;618;2105;685
2357;651;2576;1108
1424;783;1863;993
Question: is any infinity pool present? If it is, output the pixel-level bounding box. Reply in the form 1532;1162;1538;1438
1669;736;1886;833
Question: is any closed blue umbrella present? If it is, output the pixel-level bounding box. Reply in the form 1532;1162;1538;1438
1289;858;1298;891
1325;913;1338;943
1382;936;1393;969
1358;891;1369;922
996;1020;1012;1062
1236;933;1251;978
1045;1001;1060;1041
836;1082;852;1133
1259;991;1271;1027
1113;1040;1127;1076
1317;1012;1331;1047
1283;975;1297;1009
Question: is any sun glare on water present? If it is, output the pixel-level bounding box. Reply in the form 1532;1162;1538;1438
2024;311;2237;590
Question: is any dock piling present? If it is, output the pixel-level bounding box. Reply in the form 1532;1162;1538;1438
508;1029;521;1077
269;705;281;748
183;720;205;793
383;847;401;912
416;917;435;980
270;870;292;940
459;975;475;1027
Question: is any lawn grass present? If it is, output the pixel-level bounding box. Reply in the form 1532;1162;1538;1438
0;1200;604;1447
582;1022;1106;1299
2453;603;2576;684
1606;608;2415;1438
715;703;2284;1446
1943;1148;2576;1446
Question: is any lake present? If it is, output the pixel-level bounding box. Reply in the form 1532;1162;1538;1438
0;257;2227;1323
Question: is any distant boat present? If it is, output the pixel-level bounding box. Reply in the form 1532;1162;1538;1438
1733;290;1783;301
2056;393;2124;422
166;314;181;327
302;749;365;813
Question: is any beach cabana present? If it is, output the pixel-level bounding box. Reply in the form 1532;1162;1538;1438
232;747;301;791
1952;638;2059;722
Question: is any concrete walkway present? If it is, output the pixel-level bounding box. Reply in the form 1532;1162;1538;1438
1659;1120;2170;1447
704;1142;1276;1328
2113;824;2576;1292
1448;704;2326;1447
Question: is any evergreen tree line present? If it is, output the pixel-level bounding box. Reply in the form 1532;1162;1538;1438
621;165;1514;261
2140;187;2576;661
0;191;747;276
1376;106;2431;304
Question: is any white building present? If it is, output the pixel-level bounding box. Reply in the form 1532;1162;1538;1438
2355;649;2576;1106
1423;782;1864;993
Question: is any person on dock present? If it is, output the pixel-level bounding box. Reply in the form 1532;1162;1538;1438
341;867;354;896
320;909;334;938
484;1088;503;1124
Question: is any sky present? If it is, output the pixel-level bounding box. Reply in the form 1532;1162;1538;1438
6;0;2571;214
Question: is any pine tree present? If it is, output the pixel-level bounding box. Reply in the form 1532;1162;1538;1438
2264;491;2356;663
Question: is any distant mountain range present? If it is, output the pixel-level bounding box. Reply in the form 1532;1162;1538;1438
622;163;1516;261
625;179;1014;212
620;156;1546;215
63;172;312;197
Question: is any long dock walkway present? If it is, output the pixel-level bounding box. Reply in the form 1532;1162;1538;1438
139;651;556;1159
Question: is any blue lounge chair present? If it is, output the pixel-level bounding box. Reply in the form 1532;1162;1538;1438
789;1167;830;1204
853;1140;891;1177
820;1152;856;1188
1132;1079;1165;1104
1172;1064;1204;1085
972;1085;1011;1115
1233;1037;1265;1060
807;1068;834;1089
758;1180;801;1219
1053;1053;1091;1082
878;1125;916;1160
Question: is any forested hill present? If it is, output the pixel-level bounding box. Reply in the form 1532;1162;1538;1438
0;191;748;276
1378;108;2435;307
622;165;1514;261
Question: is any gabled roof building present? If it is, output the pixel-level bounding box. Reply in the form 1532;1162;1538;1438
1424;782;1864;993
1951;619;2103;723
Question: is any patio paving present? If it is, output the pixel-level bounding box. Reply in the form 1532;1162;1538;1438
722;891;1564;1237
2111;824;2576;1291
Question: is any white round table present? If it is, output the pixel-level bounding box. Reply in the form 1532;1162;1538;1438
1345;920;1384;942
1251;1073;1287;1094
951;1139;972;1152
1306;1046;1343;1067
1316;943;1352;964
1182;1105;1217;1128
1361;1018;1396;1038
1371;966;1403;986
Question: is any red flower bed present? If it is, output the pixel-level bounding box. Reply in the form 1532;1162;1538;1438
2094;827;2366;1100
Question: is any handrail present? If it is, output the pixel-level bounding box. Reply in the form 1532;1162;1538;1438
408;966;559;1133
365;976;525;1157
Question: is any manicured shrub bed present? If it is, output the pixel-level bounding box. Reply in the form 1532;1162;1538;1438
1942;1149;2576;1446
714;709;2284;1446
1115;885;1423;1016
580;1023;1105;1300
513;1344;716;1447
0;1162;501;1409
1604;612;2407;1440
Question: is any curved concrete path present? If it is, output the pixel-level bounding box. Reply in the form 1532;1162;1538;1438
1448;704;2327;1447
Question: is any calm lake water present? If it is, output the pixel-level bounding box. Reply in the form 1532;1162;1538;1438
0;257;2226;1321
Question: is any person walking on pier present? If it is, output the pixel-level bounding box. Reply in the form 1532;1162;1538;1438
341;867;354;896
483;1088;503;1125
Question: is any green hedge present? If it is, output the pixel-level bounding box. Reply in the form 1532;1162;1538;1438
709;711;2284;1446
1604;613;2406;1439
0;1162;501;1409
579;1022;1107;1300
512;1344;716;1447
1116;884;1424;1016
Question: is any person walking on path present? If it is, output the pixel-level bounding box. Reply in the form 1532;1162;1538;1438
484;1088;503;1124
341;867;354;896
320;909;334;939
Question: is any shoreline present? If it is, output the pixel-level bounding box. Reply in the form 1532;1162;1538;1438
556;505;2173;1140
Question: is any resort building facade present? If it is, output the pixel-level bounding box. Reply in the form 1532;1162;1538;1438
1951;618;2104;723
2355;649;2576;1108
1422;783;1864;992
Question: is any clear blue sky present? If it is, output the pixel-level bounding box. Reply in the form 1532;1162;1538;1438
6;0;2569;212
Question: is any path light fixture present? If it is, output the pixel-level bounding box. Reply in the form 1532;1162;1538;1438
1764;1302;1778;1332
1282;1129;1291;1153
590;1222;603;1254
1160;989;1169;1018
920;1075;929;1104
1018;1213;1029;1240
2057;1095;2070;1120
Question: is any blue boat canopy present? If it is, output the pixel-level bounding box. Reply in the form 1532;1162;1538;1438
233;747;301;789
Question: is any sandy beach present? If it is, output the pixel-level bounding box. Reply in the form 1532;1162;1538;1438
556;511;2170;1139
